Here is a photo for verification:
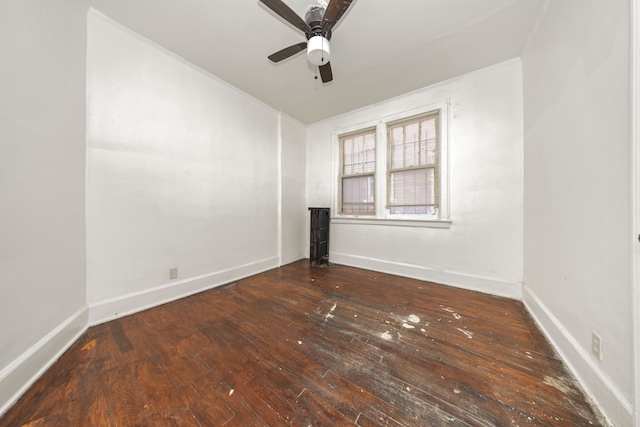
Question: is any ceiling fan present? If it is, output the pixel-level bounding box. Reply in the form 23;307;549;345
259;0;354;83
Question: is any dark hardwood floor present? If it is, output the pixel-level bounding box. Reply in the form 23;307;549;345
1;261;606;426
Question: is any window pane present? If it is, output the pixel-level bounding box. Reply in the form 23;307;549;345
364;133;376;173
404;122;419;168
420;117;437;165
342;175;374;214
343;137;353;175
390;127;404;169
353;135;364;173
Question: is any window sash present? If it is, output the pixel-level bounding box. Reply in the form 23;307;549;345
341;174;375;214
342;130;376;175
388;168;438;215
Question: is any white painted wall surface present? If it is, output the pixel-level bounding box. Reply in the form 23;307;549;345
0;0;88;415
521;1;633;425
634;1;640;424
280;114;307;265
306;60;524;298
87;12;280;323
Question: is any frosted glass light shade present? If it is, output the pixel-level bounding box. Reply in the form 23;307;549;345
307;36;330;66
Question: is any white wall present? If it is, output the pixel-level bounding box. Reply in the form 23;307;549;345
306;60;524;298
280;113;307;265
521;1;633;425
0;0;88;415
86;11;282;323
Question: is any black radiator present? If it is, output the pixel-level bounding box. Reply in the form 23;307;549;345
309;207;330;266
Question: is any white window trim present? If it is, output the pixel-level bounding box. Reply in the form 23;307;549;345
331;217;451;228
331;100;451;228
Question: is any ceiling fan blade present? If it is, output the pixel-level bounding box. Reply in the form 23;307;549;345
268;42;307;63
319;62;333;83
259;0;310;34
322;0;354;33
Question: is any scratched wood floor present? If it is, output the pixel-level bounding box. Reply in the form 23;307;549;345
1;260;606;426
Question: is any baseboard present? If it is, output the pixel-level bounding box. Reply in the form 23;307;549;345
330;252;522;299
522;285;633;427
89;256;279;325
0;306;89;418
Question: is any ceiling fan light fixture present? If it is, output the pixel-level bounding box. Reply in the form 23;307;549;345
307;35;330;66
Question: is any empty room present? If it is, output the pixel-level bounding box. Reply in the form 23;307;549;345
1;0;639;425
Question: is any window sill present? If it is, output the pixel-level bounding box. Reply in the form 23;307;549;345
331;217;452;229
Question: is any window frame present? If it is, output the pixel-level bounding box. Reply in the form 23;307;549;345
338;127;377;215
386;110;440;219
332;100;450;228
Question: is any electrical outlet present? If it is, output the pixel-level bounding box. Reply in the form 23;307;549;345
169;267;178;280
591;331;603;361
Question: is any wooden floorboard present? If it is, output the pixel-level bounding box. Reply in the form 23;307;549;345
1;260;607;426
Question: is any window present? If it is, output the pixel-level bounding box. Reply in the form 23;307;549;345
387;112;439;215
339;128;376;214
333;102;449;227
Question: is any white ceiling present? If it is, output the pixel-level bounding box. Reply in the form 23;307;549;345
87;0;545;124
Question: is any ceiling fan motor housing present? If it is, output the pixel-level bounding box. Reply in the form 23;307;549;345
304;5;325;28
